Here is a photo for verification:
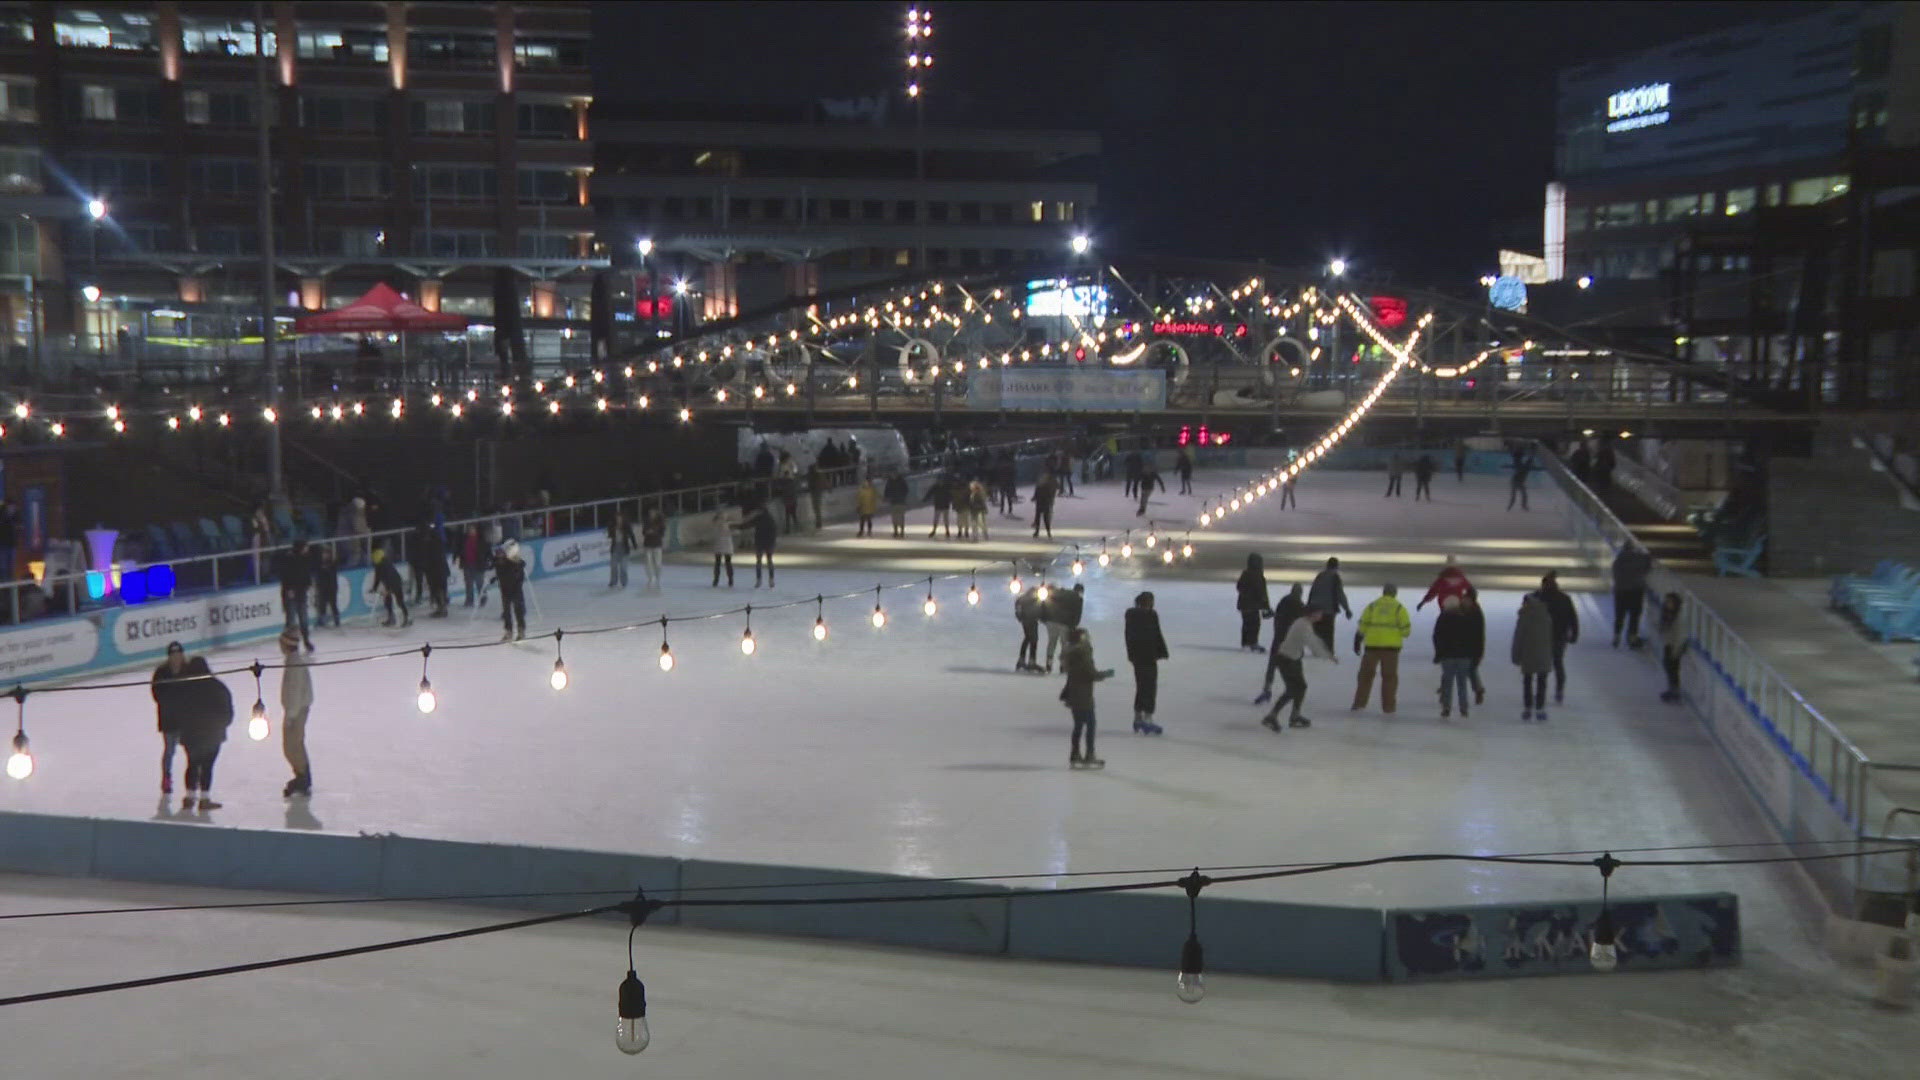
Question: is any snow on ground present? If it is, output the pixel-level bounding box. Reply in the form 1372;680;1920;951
2;875;1913;1080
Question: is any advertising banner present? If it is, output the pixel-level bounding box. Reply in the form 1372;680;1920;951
537;532;613;575
1386;892;1739;981
0;618;101;683
967;369;1166;412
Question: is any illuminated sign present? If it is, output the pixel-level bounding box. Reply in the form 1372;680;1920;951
1152;321;1248;338
1488;276;1527;311
1369;297;1407;329
1026;279;1108;319
1606;82;1670;133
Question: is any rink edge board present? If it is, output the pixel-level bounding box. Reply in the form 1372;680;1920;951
0;811;1744;983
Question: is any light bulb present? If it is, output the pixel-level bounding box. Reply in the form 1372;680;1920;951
616;972;651;1054
1037;585;1051;602
1177;935;1206;1003
658;645;675;672
248;700;269;741
741;629;756;655
1098;552;1111;568
1230;498;1241;511
813;617;829;641
871;605;887;629
1071;559;1084;576
1008;576;1022;594
1162;548;1175;564
923;597;938;616
1182;543;1194;558
1121;543;1133;559
1146;533;1158;548
550;660;570;691
1199;512;1211;526
7;733;32;780
417;679;438;714
1589;911;1619;972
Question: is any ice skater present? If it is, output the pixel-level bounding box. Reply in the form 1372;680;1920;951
178;657;233;812
274;539;315;652
1416;555;1473;612
1535;571;1579;704
1351;583;1411;714
1412;453;1436;501
1512;591;1555;721
490;538;530;641
1124;591;1168;735
608;510;639;589
1431;595;1480;719
1235;553;1270;651
369;545;412;628
1254;584;1304;704
1261;606;1335;730
1015;584;1045;672
1176;445;1194;494
311;543;341;627
1611;542;1653;648
711;505;737;585
1136;458;1165;516
278;630;314;798
1060;627;1112;769
1031;471;1057;538
749;499;778;587
926;474;954;539
641;508;666;590
884;471;910;539
855;478;878;538
151;641;197;794
1279;473;1297;509
1507;453;1533;511
1042;583;1085;672
968;479;991;540
1308;557;1351;653
1384;452;1405;497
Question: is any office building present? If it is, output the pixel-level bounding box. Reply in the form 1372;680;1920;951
0;0;597;371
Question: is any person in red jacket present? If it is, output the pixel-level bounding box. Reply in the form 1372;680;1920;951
1416;556;1473;612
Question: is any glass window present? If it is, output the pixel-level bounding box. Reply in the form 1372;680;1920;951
895;200;915;222
1055;201;1075;222
408;32;495;67
1870;249;1914;298
82;84;114;121
1723;187;1756;216
0;216;39;278
959;202;980;223
0;146;42;193
993;204;1013;225
71;153;166;195
54;6;156;51
315;228;383;257
1662;194;1702;220
295;27;388;62
410;98;495;135
761;198;784;220
862;199;883;221
413;229;496;258
730;196;752;220
193;159;259;196
67;83;163;124
1787;176;1849;205
181;16;274;56
303;162;390;200
929;202;949;223
0;7;33;44
514;37;586;69
183;89;254;127
1029;201;1044;222
517;167;573;205
894;249;912;267
197;225;258;254
827;199;849;221
417;164;497;203
516;101;573;139
301;94;385;132
1566;206;1590;234
1594;202;1641;229
0;77;36;122
517;231;576;259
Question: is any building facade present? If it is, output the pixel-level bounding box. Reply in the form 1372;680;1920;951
590;102;1098;343
1543;1;1920;408
0;0;597;376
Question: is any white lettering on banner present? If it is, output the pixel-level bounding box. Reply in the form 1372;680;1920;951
539;533;613;574
1605;82;1670;133
110;586;286;655
0;620;100;681
967;369;1167;412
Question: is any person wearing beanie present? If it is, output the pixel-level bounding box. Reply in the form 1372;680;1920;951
1124;591;1169;735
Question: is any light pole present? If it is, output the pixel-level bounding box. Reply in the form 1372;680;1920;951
905;7;931;273
1326;259;1347;399
636;237;655;347
254;5;283;506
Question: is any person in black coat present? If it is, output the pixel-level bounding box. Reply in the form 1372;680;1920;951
1255;583;1305;704
748;499;779;587
417;525;451;617
1235;553;1271;651
310;543;341;628
1042;582;1085;673
489;539;529;641
1431;595;1484;718
178;656;233;812
273;539;315;652
1535;571;1579;704
151;641;198;794
370;544;411;628
1124;591;1169;735
1412;454;1437;501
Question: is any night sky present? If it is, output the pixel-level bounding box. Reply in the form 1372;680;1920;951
596;1;1794;285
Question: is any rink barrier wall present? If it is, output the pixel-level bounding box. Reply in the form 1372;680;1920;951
0;809;1743;983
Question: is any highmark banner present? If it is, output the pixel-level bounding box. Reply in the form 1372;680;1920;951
966;369;1166;412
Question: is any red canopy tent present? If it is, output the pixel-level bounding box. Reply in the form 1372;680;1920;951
292;283;468;334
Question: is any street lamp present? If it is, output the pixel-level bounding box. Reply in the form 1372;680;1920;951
1328;258;1347;278
80;284;101;304
86;198;107;221
636;237;653;257
1069;234;1091;255
636;237;655;342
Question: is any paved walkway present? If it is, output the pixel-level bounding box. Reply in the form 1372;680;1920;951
1682;572;1920;813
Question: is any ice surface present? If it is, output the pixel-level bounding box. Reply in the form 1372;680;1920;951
0;470;1809;922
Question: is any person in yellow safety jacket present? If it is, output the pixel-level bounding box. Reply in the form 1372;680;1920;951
1351;583;1412;713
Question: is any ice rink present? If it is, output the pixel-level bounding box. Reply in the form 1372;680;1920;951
1;467;1810;925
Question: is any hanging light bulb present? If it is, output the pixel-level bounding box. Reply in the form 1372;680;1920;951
1182;542;1194;559
551;658;569;690
871;586;887;628
1120;540;1133;559
1230;498;1241;511
1098;548;1111;568
1008;573;1023;595
1176;872;1209;1003
1146;531;1158;549
248;698;269;742
741;627;756;655
1162;548;1175;565
1071;557;1084;576
1199;511;1212;526
922;578;938;617
658;619;675;671
5;731;30;780
417;678;437;714
813;616;828;641
966;581;980;606
616;970;651;1054
1590;910;1619;972
1036;583;1051;602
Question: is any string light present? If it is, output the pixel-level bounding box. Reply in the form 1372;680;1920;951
740;606;757;655
657;618;675;672
871;586;887;629
923;577;938;617
1070;553;1084;576
550;630;570;690
1098;545;1111;568
966;574;980;607
813;596;829;640
417;644;437;713
1589;853;1621;972
1036;582;1051;602
1176;870;1210;1003
6;689;31;781
247;661;269;742
1161;548;1175;565
1120;537;1133;559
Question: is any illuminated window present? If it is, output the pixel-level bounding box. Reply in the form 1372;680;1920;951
1662;194;1701;220
80;84;115;121
295;28;388;62
54;7;155;51
411;98;496;135
181;16;274;56
514;37;586;69
1029;201;1044;222
183;89;254;127
1722;188;1756;215
1055;201;1075;222
0;146;40;194
1786;176;1848;205
895;249;912;267
0;78;34;122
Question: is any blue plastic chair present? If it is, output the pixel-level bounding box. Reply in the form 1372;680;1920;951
220;514;247;549
197;518;228;552
1712;534;1766;577
301;507;328;539
144;524;175;561
272;505;296;539
169;521;203;556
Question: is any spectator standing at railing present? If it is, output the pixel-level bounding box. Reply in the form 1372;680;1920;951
311;543;341;627
1658;592;1687;703
248;503;275;584
459;525;487;607
640;508;666;590
273;539;315;653
1611;543;1653;648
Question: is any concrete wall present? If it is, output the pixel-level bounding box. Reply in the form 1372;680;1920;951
1768;433;1920;576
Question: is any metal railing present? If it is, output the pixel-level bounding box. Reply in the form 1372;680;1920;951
1540;448;1876;832
0;432;1083;626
